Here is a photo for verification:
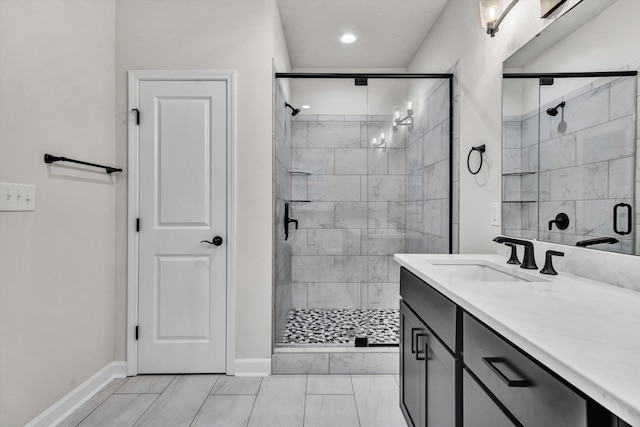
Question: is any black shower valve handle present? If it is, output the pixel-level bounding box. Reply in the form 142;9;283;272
548;212;570;231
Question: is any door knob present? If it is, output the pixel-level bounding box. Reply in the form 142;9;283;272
201;236;223;246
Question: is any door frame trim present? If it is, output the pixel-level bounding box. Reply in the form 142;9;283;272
127;70;236;376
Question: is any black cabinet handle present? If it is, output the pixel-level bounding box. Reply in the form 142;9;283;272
201;236;223;246
416;333;428;361
613;203;632;235
482;357;530;387
411;328;420;354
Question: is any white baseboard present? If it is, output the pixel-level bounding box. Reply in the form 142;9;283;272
234;358;271;377
25;361;127;427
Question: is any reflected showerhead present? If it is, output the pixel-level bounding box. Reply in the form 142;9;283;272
285;102;301;116
546;101;566;117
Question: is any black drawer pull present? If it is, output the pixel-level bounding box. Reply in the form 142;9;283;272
482;357;531;387
416;333;428;361
411;328;421;354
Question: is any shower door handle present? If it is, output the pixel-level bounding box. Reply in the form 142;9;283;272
613;203;632;235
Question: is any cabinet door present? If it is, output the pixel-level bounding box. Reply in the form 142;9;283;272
463;369;517;427
426;330;456;427
400;301;426;427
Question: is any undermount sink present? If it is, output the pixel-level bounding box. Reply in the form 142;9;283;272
427;259;547;283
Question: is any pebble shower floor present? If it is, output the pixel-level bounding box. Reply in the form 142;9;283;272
281;308;400;345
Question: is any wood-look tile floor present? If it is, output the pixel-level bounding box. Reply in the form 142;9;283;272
58;374;407;427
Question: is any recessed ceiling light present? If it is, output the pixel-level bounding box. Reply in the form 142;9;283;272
340;33;357;44
301;105;311;110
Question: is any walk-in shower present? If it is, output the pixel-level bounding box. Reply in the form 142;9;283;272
273;73;454;359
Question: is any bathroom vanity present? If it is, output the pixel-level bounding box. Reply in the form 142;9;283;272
395;254;640;427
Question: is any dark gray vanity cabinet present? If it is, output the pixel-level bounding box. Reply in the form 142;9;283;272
399;267;632;427
400;268;457;427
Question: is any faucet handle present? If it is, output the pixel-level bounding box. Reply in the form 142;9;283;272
540;250;564;275
505;243;520;265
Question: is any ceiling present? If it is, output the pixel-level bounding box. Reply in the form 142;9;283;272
276;0;449;69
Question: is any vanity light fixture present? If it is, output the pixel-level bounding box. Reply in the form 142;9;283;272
479;0;520;37
392;97;414;132
340;33;357;44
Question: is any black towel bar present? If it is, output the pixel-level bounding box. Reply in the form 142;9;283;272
44;154;122;174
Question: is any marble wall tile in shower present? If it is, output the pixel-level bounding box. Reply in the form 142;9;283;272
292;122;308;147
502;203;522;230
308;175;361;201
406;230;428;253
423;160;449;200
406;170;422;202
388;257;401;282
308;122;361;148
368;202;389;229
335;202;367;228
576;198;633;237
368;148;389;174
292;148;334;174
406;139;422;173
307;229;362;256
539;201;576;234
366;283;400;309
295;202;335;229
441;119;451;159
502;175;521;202
521;174;538;202
276;124;291;171
292;256;334;283
368;175;405;202
539;171;550;202
307;283;361;309
610;76;636;120
405;201;423;232
367;256;389;283
428;82;449;128
318;115;346;122
291;175;308;201
388;149;406;175
551;85;609;138
608;156;635;198
576;115;636;164
502;148;522;174
367;122;400;148
293;114;318;122
521;145;538;173
427;235;449;254
363;229;406;256
549;161;608;201
291;282;308;309
388;202;405;229
423;124;443;167
521;115;538;148
503;120;522;149
334;148;367;175
423;199;443;236
539;134;576;171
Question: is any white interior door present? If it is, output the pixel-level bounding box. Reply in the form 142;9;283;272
137;79;227;373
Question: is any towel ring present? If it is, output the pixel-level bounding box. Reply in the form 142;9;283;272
467;144;485;175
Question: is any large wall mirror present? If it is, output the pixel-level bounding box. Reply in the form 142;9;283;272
502;0;639;255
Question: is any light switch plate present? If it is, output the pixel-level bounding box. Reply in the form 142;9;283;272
0;182;36;211
491;202;500;226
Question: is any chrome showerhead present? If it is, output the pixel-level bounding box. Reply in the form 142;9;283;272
285;102;301;116
546;101;566;117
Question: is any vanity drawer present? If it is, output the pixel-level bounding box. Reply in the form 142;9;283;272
400;267;456;352
463;313;587;427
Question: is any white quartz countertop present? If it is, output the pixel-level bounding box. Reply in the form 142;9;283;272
394;253;640;426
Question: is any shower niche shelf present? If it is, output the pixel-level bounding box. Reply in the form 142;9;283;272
503;200;537;204
502;171;536;176
289;171;311;176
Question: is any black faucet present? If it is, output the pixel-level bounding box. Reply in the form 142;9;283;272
284;202;298;241
540;250;564;275
493;236;538;269
575;237;619;247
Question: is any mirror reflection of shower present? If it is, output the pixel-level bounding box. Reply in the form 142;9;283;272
547;100;567;133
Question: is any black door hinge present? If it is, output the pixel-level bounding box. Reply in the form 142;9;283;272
136;218;140;232
135;325;139;340
131;108;140;125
